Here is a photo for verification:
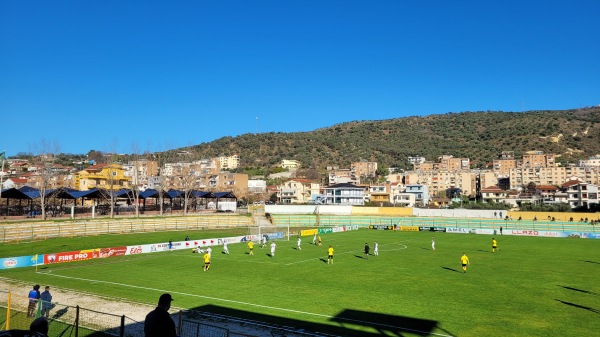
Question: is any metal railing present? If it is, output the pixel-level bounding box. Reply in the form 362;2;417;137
0;215;254;243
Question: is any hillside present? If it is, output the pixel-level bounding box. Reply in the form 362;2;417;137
185;107;600;170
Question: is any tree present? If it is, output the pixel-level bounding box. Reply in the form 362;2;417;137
29;139;61;220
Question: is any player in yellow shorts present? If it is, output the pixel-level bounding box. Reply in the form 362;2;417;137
248;241;254;256
327;245;334;265
203;252;211;271
492;238;498;253
460;253;470;273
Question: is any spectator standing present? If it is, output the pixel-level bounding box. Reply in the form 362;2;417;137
40;286;53;318
27;285;41;317
144;293;177;337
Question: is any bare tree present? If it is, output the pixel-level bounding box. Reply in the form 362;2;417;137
152;143;176;216
129;142;142;218
178;150;201;215
29;139;61;220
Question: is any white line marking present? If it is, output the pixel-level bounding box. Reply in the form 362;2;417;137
39;271;451;337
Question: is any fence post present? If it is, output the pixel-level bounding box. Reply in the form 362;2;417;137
120;315;125;337
75;305;80;337
177;310;183;337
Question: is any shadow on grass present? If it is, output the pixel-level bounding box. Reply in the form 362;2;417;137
441;266;461;273
475;250;489;253
555;299;600;314
319;258;328;263
559;285;600;296
581;260;600;265
189;304;453;337
354;255;365;259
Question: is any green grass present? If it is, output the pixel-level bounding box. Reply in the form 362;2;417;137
1;229;600;336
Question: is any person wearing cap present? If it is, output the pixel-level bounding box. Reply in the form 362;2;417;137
144;293;177;337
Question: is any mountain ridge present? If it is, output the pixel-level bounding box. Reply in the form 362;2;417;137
185;107;600;170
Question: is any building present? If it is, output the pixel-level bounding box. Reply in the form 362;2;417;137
321;183;365;205
328;168;358;185
351;161;378;178
74;164;131;191
562;180;599;209
248;180;267;194
218;155;240;170
123;160;158;187
392;193;417;207
481;186;507;203
1;178;28;189
578;155;600;167
204;173;248;198
366;184;391;204
280;159;302;170
277;179;320;204
438;155;470;171
403;184;429;206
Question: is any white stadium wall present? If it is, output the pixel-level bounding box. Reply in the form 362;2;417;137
265;205;353;215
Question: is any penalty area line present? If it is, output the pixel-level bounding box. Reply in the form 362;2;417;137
38;271;451;337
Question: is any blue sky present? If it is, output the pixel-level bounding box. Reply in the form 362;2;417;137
1;1;599;156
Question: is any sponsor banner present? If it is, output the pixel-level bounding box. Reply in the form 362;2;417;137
369;225;394;230
98;247;127;258
506;230;564;237
332;226;346;233
475;229;495;235
45;249;99;264
399;226;419;232
0;255;43;270
126;244;161;255
318;228;333;234
564;232;600;239
446;228;475;234
345;225;359;231
217;236;247;244
302;229;318;236
419;227;447;232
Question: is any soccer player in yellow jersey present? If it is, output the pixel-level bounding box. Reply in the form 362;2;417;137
492;238;498;253
248;241;254;256
327;245;334;264
203;252;211;271
460;253;470;273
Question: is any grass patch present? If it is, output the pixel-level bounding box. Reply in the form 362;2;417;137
1;229;599;336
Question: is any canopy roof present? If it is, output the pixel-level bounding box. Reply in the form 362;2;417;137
1;186;236;201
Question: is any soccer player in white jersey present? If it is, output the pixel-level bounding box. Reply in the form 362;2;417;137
431;236;435;251
207;246;212;257
297;237;302;250
223;241;229;255
374;241;379;256
270;241;277;257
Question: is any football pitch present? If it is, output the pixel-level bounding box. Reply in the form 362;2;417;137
1;228;599;336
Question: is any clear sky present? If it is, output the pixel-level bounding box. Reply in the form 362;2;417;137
1;1;599;156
